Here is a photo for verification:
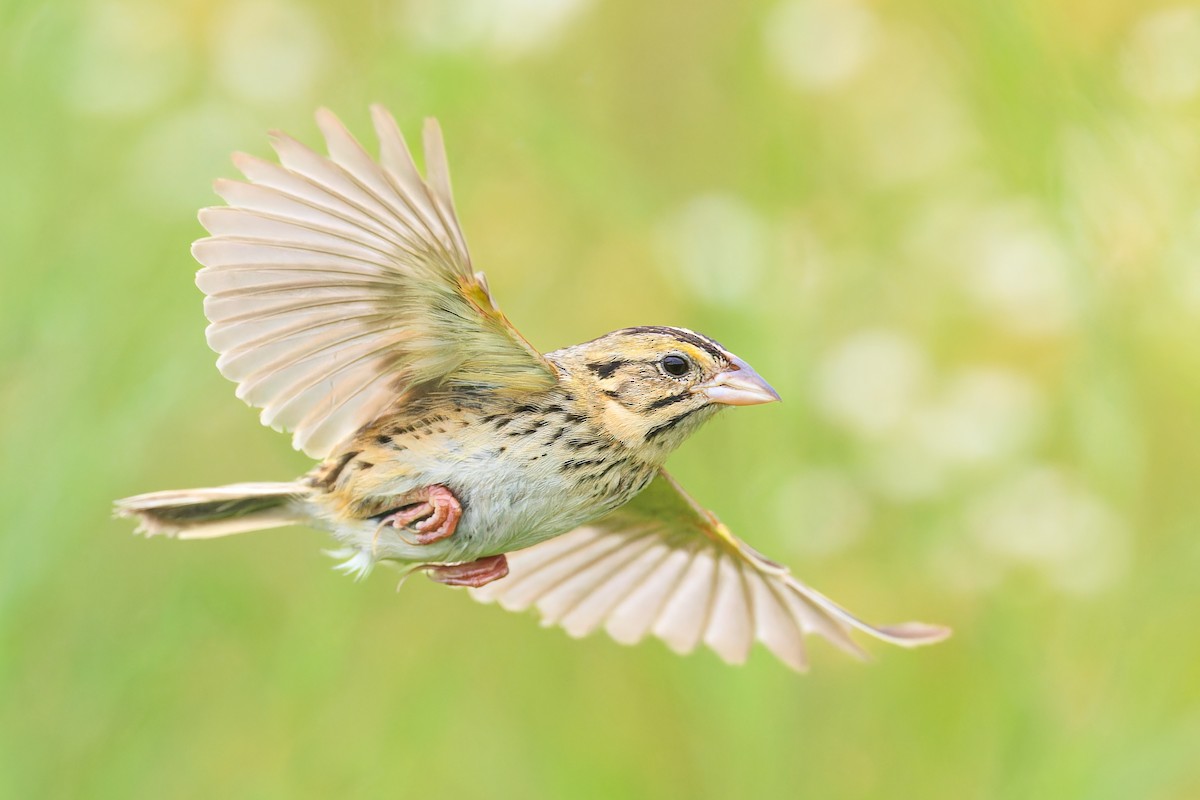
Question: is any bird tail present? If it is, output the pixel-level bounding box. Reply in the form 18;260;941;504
114;482;313;540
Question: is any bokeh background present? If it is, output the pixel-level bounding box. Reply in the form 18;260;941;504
3;0;1200;796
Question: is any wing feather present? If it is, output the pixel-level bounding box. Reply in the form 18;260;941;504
652;548;717;655
472;470;950;672
216;321;397;380
486;527;611;612
702;555;755;665
749;574;809;671
226;155;415;250
557;534;663;638
535;532;650;627
194;106;556;458
604;546;694;646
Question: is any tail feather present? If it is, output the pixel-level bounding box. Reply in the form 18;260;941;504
114;482;312;539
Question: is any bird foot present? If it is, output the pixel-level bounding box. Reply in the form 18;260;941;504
380;484;462;545
426;554;509;588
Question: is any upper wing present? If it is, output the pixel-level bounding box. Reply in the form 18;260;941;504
193;106;557;458
471;470;950;672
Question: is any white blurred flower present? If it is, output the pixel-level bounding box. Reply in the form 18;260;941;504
1121;7;1200;104
764;0;879;91
401;0;592;58
66;1;189;116
813;329;930;438
963;204;1080;337
212;1;328;105
912;367;1043;467
775;469;870;556
968;467;1129;595
655;194;768;305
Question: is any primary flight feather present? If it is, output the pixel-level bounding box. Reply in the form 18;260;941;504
116;106;949;671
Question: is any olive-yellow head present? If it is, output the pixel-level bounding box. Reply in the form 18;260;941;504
549;325;780;458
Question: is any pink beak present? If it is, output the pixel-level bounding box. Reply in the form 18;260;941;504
693;354;781;406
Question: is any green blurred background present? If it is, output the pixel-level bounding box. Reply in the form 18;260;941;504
3;0;1200;796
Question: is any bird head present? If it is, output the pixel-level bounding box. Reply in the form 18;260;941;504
550;326;780;457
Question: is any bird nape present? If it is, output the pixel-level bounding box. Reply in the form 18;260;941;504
115;106;949;672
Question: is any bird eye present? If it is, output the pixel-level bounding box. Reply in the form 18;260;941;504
661;354;691;377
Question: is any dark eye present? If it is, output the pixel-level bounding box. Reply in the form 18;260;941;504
661;354;691;377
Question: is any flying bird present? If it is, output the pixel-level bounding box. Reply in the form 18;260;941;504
115;107;949;671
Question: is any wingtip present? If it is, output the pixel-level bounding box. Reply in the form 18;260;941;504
229;150;262;180
776;652;811;674
368;102;393;123
313;106;349;139
369;103;396;135
195;207;220;232
874;622;953;647
265;128;306;158
422;118;448;160
190;236;215;261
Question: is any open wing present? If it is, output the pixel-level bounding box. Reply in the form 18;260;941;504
193;106;557;458
472;470;950;672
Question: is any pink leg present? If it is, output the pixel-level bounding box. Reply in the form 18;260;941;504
379;485;462;545
426;555;509;588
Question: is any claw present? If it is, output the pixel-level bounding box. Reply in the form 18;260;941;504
376;485;462;548
426;554;509;588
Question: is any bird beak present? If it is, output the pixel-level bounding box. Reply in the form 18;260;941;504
693;354;781;406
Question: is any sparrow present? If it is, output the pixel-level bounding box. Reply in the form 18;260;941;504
115;106;949;671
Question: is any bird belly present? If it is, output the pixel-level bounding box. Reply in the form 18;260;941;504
323;433;652;565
